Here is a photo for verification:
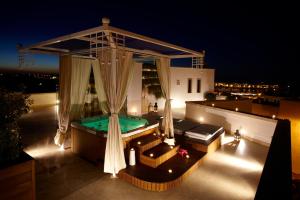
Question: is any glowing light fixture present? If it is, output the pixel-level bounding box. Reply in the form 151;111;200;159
235;107;239;112
186;154;190;159
272;114;276;119
168;169;173;173
59;145;65;151
170;145;174;149
161;133;165;137
137;141;141;145
212;103;215;107
199;117;204;122
149;153;154;157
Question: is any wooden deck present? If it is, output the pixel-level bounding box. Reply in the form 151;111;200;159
71;113;222;191
119;147;206;191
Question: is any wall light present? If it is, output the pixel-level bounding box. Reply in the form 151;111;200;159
199;117;204;122
272;114;276;119
235;108;239;112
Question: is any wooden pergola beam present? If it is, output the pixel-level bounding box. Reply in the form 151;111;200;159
20;26;104;51
72;46;169;58
170;54;199;59
37;46;70;53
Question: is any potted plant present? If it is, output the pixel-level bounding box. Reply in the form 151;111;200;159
0;87;35;200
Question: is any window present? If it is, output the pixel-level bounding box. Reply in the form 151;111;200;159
197;79;201;93
188;78;192;93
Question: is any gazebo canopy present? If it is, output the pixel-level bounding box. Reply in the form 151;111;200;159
18;18;205;68
19;18;204;175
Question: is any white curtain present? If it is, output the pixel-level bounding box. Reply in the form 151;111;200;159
54;56;92;146
54;55;72;146
92;59;109;114
100;49;134;174
157;57;174;138
69;57;92;120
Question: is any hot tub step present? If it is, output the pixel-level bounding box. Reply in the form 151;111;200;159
131;134;162;153
140;143;180;168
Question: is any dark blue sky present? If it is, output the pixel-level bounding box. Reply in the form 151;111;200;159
0;1;297;84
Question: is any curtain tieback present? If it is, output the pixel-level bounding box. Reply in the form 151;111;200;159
58;127;67;134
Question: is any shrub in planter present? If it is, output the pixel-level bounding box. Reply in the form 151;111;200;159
0;88;31;165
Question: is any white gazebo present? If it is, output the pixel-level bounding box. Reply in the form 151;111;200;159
19;18;205;176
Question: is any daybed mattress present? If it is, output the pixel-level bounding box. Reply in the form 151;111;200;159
173;119;200;135
185;124;224;141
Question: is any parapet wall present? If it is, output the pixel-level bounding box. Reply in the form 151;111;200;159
29;93;57;107
185;102;277;146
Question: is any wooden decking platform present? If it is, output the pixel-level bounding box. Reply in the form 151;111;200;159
118;147;206;191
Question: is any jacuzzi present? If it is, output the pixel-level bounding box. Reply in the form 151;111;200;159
71;115;159;163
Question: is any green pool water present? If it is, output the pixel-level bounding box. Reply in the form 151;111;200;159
80;115;149;133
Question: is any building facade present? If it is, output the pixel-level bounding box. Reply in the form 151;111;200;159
127;66;215;116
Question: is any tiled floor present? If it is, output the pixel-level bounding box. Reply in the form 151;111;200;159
19;106;269;200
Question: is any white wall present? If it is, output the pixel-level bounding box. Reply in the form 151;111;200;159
127;62;142;116
29;93;57;107
170;67;214;109
142;67;215;117
186;102;277;145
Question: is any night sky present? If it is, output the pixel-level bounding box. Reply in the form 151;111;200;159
0;1;298;84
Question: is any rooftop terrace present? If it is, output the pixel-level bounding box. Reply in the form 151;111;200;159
20;105;270;200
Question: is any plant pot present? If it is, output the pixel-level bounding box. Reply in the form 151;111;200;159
0;151;35;200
